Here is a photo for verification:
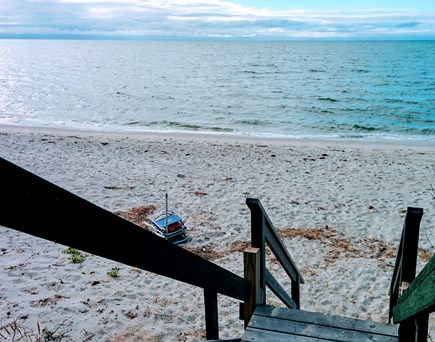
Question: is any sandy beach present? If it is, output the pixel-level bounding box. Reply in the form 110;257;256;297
0;125;434;341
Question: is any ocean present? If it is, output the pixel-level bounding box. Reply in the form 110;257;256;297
0;39;434;143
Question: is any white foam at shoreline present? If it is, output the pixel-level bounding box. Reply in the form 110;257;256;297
1;123;434;149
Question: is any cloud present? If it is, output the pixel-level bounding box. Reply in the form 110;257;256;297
0;0;434;39
395;22;419;28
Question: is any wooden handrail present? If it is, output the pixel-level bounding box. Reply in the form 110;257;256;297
388;206;434;342
245;198;304;313
265;269;297;309
389;207;423;323
393;254;435;323
264;220;305;284
0;157;250;340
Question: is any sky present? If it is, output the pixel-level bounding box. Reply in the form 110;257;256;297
0;0;434;40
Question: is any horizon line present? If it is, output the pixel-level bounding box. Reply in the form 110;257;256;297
1;34;435;42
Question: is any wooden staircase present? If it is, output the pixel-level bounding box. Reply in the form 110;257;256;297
1;157;433;341
239;199;403;342
239;201;433;342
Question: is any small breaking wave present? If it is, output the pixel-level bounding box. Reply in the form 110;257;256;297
353;124;384;132
318;97;339;102
235;119;273;126
144;120;234;133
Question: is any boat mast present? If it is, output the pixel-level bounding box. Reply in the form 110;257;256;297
165;193;168;235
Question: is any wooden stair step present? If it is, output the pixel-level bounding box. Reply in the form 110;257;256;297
242;305;398;342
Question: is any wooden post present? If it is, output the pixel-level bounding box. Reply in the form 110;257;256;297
393;254;434;342
416;314;429;342
398;312;429;342
400;207;423;284
244;247;261;328
398;321;416;342
165;193;169;235
291;274;301;309
389;207;423;323
248;199;266;304
388;207;425;341
204;289;219;340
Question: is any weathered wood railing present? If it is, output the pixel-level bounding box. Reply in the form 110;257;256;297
389;207;424;323
394;254;435;342
0;157;250;340
389;207;435;341
11;155;432;341
243;198;305;326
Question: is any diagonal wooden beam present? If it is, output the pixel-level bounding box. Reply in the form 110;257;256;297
0;157;250;301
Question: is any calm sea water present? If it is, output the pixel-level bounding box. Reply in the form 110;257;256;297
0;40;434;143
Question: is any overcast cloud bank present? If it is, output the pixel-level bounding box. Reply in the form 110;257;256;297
0;0;434;39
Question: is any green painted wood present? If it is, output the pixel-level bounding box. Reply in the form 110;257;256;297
393;254;435;323
389;207;423;322
254;305;398;337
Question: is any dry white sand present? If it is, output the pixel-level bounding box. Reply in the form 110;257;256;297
0;125;434;341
